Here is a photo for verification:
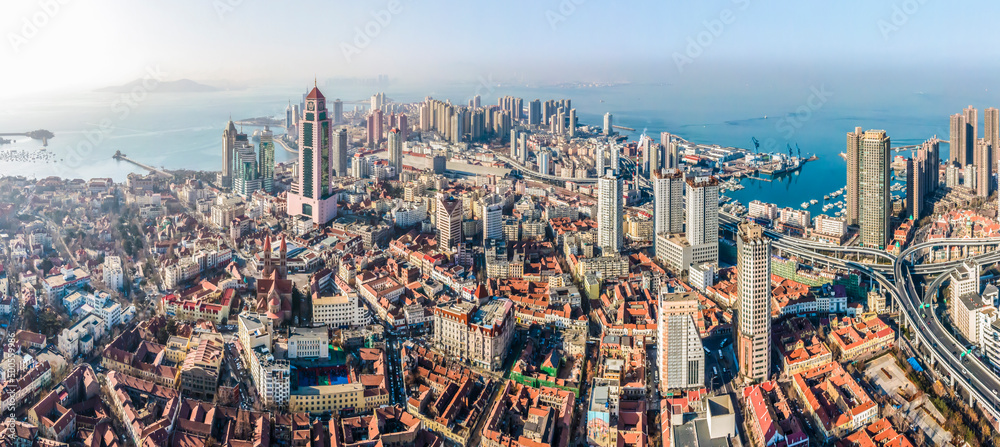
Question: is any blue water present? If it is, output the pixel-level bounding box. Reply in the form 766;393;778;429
2;80;991;213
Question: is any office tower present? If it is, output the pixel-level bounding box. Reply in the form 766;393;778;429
332;128;347;177
845;127;862;226
537;149;550;175
735;221;772;384
285;101;294;130
518;132;528;164
333;99;343;124
685;176;720;248
858;130;891;250
568;108;577;137
604;113;613;135
528;99;541;126
609;143;619;175
657;291;705;392
597;172;624;253
259;127;275;194
921;138;940;194
653;168;684;236
287;85;338;224
370;92;385;111
987;108;1000;173
483;203;502;242
595;145;605;176
905;157;922;220
510;129;518;158
292;105;300;129
976;138;992;198
951;113;968;166
222;120;239;187
388;128;403;177
231;139;260;197
965;105;978;165
437;193;463;252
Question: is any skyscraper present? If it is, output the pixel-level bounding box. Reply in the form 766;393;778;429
510;129;518;158
905;157;922;220
858;130;891;249
845;127;862;226
519;132;528;165
986;107;999;173
657;291;704;392
609;143;619;175
594;144;605;176
285;101;293;131
685;176;720;262
653;168;684;236
366;109;384;147
965;105;978;166
482;203;502;242
603;112;613;135
537;148;550;175
597;172;624;253
332;128;347;177
736;221;772;384
388;128;403;177
222;120;239;187
976;138;992;198
232;136;261;197
921;138;940;194
951;113;968;166
287;85;338;225
568;108;577;138
528;99;541;126
333;99;343;124
437;193;463;252
258;127;275;194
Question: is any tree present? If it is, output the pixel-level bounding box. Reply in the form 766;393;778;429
38;259;53;275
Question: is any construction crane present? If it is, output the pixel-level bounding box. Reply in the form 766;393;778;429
751;137;759;155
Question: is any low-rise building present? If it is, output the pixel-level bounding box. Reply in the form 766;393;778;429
432;299;515;371
827;316;895;361
791;361;877;440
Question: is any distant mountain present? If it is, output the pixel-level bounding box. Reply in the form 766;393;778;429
95;78;220;93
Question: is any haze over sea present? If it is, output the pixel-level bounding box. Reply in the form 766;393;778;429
2;77;996;213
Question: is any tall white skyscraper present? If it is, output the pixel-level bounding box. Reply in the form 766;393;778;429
537;149;550;175
858;129;891;250
609;143;619;175
604;112;613;135
685;176;720;263
332;128;348;177
653;168;684;235
736;221;771;384
594;145;605;176
597;173;624;253
437;193;463;252
482;203;502;242
657;291;704;392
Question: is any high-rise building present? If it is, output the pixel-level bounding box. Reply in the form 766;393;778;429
222;120;239;187
858;130;891;249
370;92;385;112
528;99;541;126
437;193;463;252
451;108;466;143
258;127;275;194
919;138;940;195
685;175;720;251
366;109;384;147
333;99;343;124
568;108;577;138
483;203;502;242
332;128;347;177
287;85;339;225
537;148;550;175
905;157;922;220
986;108;999;173
965;105;978;166
976;138;992;198
510;129;518;158
594;144;605;176
285;101;294;130
387;128;403;176
657;291;704;392
609;143;619;175
518;132;528;165
603;113;613;135
232;139;261;197
653;168;684;236
735;221;771;384
951;113;968;166
597;173;624;253
845;127;862;226
470;94;481;109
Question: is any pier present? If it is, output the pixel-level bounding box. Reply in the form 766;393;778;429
113;151;173;177
275;135;299;154
611;125;636;132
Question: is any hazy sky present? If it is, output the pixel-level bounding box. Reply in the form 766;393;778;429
3;0;999;98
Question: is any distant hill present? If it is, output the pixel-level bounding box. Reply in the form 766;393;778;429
96;78;220;93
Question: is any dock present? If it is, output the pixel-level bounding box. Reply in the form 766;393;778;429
113;151;173;177
612;125;636;132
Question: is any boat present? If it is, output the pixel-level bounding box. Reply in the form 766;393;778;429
801;202;810;209
810;199;818;205
824;195;830;200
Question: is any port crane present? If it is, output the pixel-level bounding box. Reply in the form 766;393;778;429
750;137;759;155
796;143;801;159
787;144;793;158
